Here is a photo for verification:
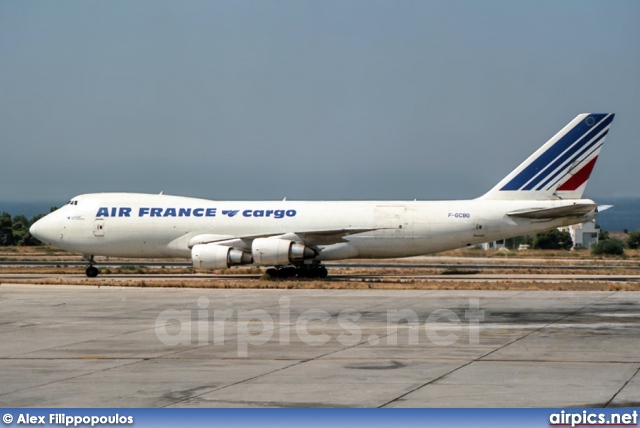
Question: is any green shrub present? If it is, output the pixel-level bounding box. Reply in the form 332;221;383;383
532;229;573;250
626;231;640;250
591;239;625;256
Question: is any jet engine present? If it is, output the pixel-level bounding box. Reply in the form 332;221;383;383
251;238;316;266
191;244;252;269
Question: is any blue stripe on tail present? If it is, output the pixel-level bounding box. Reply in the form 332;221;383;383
500;114;608;191
536;129;609;191
525;115;613;190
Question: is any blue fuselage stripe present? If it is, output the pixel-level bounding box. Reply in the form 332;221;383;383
500;114;608;191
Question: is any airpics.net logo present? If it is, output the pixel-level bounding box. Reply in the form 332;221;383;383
154;297;485;357
549;410;638;427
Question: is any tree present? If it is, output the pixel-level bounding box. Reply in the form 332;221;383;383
505;235;533;250
0;212;15;245
595;224;610;241
18;232;40;246
11;220;29;245
532;229;573;250
12;215;28;227
627;231;640;250
0;211;50;247
591;239;625;256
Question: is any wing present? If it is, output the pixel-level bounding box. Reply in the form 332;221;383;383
187;228;375;249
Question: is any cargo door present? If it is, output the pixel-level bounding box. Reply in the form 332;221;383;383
93;219;105;237
374;205;407;238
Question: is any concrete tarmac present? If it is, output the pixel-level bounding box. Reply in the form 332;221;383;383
0;284;639;407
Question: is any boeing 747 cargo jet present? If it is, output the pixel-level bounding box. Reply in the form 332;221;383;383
30;113;615;278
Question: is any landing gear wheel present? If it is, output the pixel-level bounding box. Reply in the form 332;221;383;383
295;265;328;279
317;267;328;278
86;266;99;278
282;267;297;278
266;268;278;277
265;265;328;280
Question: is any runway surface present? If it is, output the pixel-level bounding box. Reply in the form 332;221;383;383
1;284;639;407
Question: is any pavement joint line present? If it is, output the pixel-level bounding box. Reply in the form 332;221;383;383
2;312;198;359
157;357;310;408
0;358;146;398
476;291;617;362
159;297;420;407
376;291;617;408
146;288;435;363
162;356;319;407
605;366;640;407
2;356;638;365
155;292;408;406
17;290;351;359
3;287;638;407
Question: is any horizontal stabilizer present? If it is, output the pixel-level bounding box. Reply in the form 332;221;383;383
507;203;597;219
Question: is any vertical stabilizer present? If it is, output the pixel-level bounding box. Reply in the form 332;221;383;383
480;113;614;200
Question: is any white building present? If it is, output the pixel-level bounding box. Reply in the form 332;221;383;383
481;239;506;250
558;220;599;250
481;220;599;250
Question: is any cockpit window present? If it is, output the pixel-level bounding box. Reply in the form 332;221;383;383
68;200;78;206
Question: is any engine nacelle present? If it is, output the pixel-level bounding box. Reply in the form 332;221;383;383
192;244;252;269
251;238;316;266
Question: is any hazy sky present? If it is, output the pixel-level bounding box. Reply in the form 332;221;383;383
1;1;638;203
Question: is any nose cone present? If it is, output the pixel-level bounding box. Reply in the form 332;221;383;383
29;215;56;245
29;221;38;237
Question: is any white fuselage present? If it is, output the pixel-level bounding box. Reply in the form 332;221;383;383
31;193;596;261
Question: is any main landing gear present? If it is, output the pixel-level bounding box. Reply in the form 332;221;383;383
84;255;99;278
265;265;328;279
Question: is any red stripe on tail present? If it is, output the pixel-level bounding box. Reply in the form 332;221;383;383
557;156;599;191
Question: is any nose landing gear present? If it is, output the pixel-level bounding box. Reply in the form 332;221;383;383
83;255;99;277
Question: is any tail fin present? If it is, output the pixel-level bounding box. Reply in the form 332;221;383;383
480;113;615;200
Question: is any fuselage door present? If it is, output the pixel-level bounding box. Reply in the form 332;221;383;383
93;219;105;237
473;222;485;238
374;205;407;237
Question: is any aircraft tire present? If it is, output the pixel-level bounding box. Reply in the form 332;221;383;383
282;267;297;278
86;266;99;278
317;267;328;278
296;266;328;279
265;268;278;278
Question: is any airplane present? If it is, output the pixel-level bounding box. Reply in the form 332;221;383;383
30;113;615;278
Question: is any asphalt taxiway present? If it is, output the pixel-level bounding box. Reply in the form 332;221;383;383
1;284;639;407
